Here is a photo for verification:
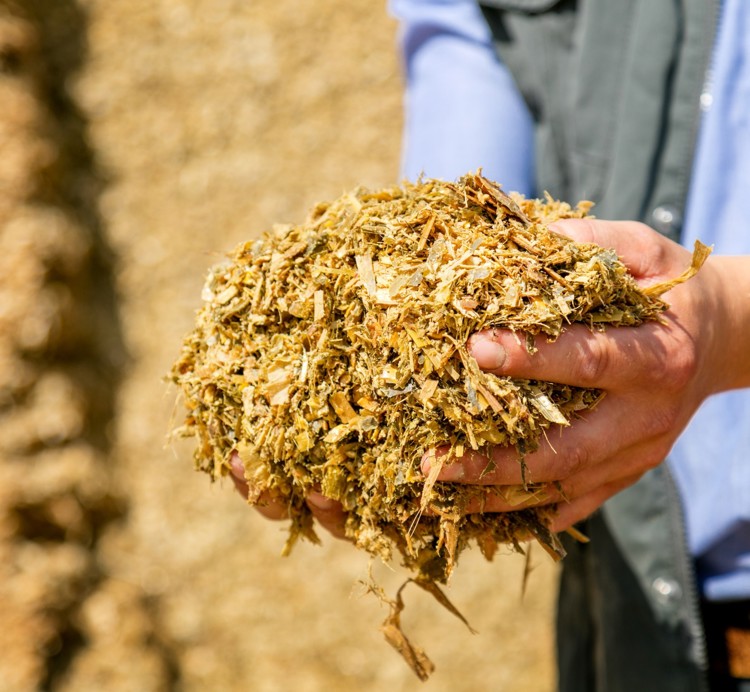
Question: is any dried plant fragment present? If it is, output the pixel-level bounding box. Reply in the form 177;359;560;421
171;172;708;679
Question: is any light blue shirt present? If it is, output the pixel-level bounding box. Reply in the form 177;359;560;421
390;0;750;600
394;0;535;194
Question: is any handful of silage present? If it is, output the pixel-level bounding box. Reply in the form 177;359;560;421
171;173;708;676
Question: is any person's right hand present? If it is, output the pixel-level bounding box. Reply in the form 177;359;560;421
423;219;750;531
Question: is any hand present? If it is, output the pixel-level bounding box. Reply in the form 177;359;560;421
423;218;750;532
229;452;347;538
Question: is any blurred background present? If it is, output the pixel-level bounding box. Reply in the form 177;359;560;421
0;0;556;689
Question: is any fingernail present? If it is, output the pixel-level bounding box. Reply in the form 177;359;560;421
469;338;506;370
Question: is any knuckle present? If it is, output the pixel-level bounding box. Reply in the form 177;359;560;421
576;338;611;385
559;443;591;478
660;339;699;392
632;420;677;473
639;223;668;254
643;404;680;438
638;449;667;473
647;439;674;470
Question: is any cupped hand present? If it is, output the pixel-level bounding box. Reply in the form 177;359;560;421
229;452;347;538
424;218;746;532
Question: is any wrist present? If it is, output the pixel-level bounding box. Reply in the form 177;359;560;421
701;256;750;394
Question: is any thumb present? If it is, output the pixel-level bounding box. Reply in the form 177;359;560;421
549;218;676;283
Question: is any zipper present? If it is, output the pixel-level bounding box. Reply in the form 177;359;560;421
664;464;710;691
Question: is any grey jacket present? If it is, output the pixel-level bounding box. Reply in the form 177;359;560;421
476;1;719;690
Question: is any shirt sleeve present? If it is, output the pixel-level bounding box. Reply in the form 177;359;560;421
389;0;536;195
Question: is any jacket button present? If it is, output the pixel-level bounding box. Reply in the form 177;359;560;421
651;205;682;236
652;576;683;604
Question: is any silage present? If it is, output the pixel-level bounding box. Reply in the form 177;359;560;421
171;172;708;678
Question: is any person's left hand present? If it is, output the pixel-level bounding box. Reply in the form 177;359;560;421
229;452;347;538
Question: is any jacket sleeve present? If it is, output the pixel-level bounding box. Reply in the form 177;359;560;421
389;0;536;194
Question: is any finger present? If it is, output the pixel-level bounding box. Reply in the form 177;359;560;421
424;394;672;485
549;218;644;249
306;491;347;540
548;472;643;532
467;321;673;391
230;468;250;498
423;483;553;515
436;441;658;513
549;218;676;283
253;493;289;520
229;451;246;486
230;452;288;520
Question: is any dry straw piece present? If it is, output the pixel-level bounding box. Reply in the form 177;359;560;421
171;172;709;678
